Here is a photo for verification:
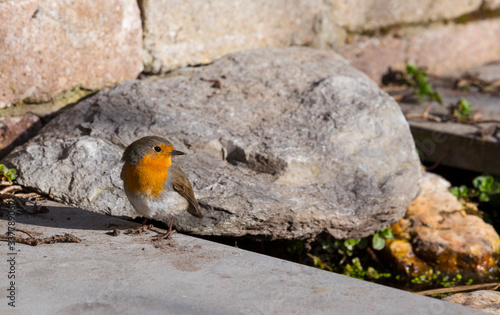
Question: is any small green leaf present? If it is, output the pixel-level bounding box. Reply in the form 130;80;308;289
372;233;386;250
0;164;16;184
344;239;359;251
380;228;394;240
479;193;490;203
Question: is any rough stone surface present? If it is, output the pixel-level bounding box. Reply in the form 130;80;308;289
330;0;483;31
484;0;500;10
387;172;500;279
140;0;343;73
444;290;500;314
4;48;421;240
0;0;143;108
339;18;500;83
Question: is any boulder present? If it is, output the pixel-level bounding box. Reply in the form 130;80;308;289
4;47;421;240
387;172;500;280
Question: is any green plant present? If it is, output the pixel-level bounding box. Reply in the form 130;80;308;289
450;185;474;201
405;63;443;105
333;238;366;257
344;257;391;280
295;226;395;283
451;175;500;203
473;175;500;203
0;164;16;184
372;228;394;250
451;98;477;122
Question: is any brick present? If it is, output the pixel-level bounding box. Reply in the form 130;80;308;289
0;0;143;108
338;17;500;83
140;0;332;73
329;0;483;31
407;18;500;74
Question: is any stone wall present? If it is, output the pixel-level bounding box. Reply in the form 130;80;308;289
1;0;500;112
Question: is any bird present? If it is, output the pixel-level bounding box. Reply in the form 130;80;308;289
120;136;203;237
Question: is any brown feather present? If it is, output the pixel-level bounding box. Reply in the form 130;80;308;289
170;163;203;218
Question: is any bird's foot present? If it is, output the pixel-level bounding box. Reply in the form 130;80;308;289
125;218;151;235
156;215;176;240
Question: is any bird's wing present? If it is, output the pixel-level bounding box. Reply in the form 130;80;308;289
169;164;203;218
120;164;126;181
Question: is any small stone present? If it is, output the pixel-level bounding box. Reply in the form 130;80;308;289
107;229;121;237
444;290;500;314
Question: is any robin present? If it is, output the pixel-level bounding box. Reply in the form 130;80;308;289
121;136;203;237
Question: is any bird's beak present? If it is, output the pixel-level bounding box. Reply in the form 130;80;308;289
170;150;185;156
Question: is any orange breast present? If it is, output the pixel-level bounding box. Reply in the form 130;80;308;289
124;154;172;198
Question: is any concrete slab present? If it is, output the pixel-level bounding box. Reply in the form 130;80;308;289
0;201;483;315
445;61;500;83
399;84;500;176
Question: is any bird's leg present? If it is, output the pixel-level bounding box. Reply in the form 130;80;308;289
126;218;150;234
161;215;177;239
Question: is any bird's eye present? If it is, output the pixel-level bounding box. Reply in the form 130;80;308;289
154;146;161;152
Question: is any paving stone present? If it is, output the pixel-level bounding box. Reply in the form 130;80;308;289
398;82;500;176
0;201;484;315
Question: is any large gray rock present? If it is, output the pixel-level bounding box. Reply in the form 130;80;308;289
5;47;421;240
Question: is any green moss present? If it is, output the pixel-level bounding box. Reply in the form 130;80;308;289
0;86;98;118
454;8;500;24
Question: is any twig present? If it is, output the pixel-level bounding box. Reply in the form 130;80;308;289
13;192;38;199
415;282;500;296
425;153;447;171
306;253;333;272
200;77;222;89
0;233;81;246
0;194;27;212
14;228;35;239
405;113;442;122
0;181;13;186
0;185;22;194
